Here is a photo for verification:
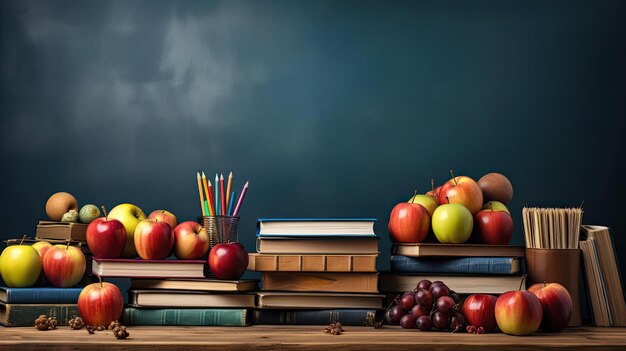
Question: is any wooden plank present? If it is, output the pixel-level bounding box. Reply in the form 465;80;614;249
0;326;625;350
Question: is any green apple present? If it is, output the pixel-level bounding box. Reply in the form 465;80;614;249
482;201;510;214
0;244;42;287
108;203;146;258
79;204;101;224
431;203;473;244
408;194;438;216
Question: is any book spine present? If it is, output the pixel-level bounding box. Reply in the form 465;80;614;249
2;288;83;304
122;308;248;326
1;304;79;327
253;309;381;325
390;256;521;275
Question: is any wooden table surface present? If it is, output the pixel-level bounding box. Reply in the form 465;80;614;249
1;325;625;350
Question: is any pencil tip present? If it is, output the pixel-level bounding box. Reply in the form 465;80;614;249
245;181;249;186
229;171;233;177
220;174;224;180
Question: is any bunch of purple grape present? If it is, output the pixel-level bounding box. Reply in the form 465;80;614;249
385;279;465;332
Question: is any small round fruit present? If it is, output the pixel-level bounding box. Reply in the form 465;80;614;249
431;284;450;300
45;192;78;222
416;315;433;331
478;173;513;204
79;205;101;224
449;290;461;303
386;305;405;324
436;296;457;315
400;314;417;329
450;312;466;331
415;289;434;307
398;292;416;311
432;311;450;330
410;304;427;318
416;279;432;291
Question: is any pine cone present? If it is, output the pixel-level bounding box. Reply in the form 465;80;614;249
113;325;129;339
34;315;57;330
69;317;85;330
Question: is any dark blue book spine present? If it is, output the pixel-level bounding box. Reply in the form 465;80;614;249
253;309;381;326
390;256;524;275
1;287;83;304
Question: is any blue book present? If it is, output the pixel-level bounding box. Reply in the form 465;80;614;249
0;287;83;304
253;309;382;326
257;218;377;237
390;255;525;275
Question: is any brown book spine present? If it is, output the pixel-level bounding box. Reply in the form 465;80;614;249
262;272;379;293
248;254;377;272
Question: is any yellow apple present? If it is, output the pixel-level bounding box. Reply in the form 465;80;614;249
108;203;146;258
0;244;42;287
408;194;438;216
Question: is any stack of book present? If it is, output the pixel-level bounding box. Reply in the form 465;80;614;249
580;225;626;326
250;218;384;326
381;243;526;300
91;258;258;326
1;234;92;327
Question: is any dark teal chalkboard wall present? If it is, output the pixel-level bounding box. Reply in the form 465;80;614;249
1;0;626;277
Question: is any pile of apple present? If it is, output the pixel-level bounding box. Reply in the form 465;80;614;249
389;171;514;245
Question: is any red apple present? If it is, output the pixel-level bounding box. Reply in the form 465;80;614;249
134;219;174;260
474;206;514;245
42;245;86;288
462;294;498;333
495;290;543;335
86;207;126;258
173;221;210;260
78;278;124;327
388;202;430;243
528;283;573;332
209;242;248;280
148;210;177;229
437;171;483;214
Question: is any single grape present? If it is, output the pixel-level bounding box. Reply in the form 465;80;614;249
410;304;427;318
431;284;450;300
432;311;450;330
431;280;445;288
415;289;434;307
449;290;461;304
386;305;405;324
398;292;416;311
400;313;417;329
416;279;432;291
436;296;457;315
450;312;465;332
415;315;433;331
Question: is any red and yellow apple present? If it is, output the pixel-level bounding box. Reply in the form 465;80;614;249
209;242;248;280
388;202;430;243
42;245;86;288
0;242;42;288
134;219;174;260
173;221;210;260
86;210;126;259
495;290;543;335
148;210;178;229
482;201;510;214
407;194;438;216
431;203;473;243
107;203;146;258
528;282;573;332
437;172;483;214
78;278;124;327
31;241;53;285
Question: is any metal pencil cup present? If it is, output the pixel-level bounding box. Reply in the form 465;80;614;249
200;216;240;248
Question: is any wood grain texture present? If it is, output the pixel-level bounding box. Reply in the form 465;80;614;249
0;326;625;351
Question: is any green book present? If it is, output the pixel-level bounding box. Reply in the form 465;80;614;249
122;307;250;326
0;303;79;327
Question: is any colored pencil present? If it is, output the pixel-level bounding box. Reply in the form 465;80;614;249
196;172;206;216
215;174;220;216
220;174;226;218
201;172;213;216
232;181;248;216
206;178;215;216
226;171;233;211
204;200;209;216
228;191;236;215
